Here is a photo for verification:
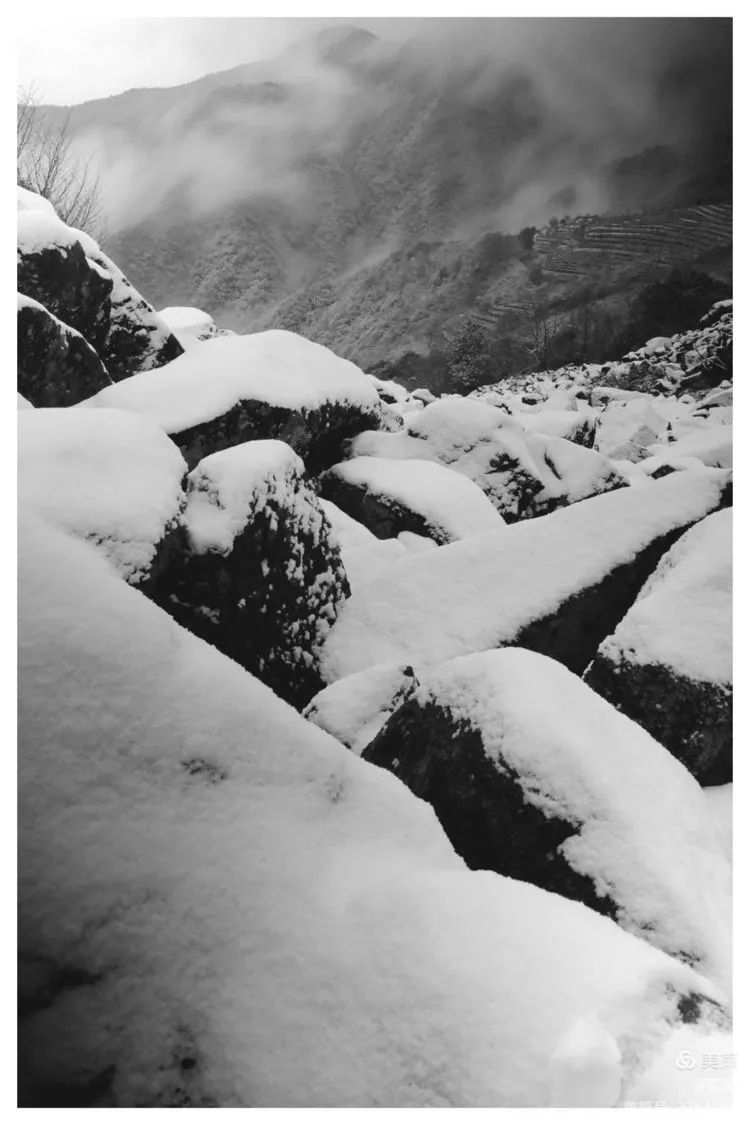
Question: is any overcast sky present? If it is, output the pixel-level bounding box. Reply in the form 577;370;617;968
17;17;429;105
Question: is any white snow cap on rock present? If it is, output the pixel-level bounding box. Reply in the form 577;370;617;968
80;331;381;434
158;306;229;349
321;468;730;681
597;508;732;686
17;193;100;258
183;439;307;555
18;407;186;584
327;455;505;541
18;511;727;1106
410;648;731;985
17;185;57;218
304;661;419;755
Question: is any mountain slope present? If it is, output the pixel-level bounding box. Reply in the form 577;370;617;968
49;21;731;378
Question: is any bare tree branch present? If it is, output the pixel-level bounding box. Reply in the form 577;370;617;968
17;84;106;239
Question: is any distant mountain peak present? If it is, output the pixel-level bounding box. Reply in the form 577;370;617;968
310;24;379;64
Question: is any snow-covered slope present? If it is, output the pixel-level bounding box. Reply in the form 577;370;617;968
322;469;730;682
18;511;727;1107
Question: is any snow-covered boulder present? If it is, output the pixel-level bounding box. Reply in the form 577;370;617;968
18;407;187;591
17;190;183;379
350;398;626;522
320;456;505;544
152;440;349;708
321;469;731;683
367;373;410;406
363;648;731;985
158;305;232;349
594;399;665;462
18;510;730;1107
81;331;383;473
648;426;733;470
586;510;732;785
303;662;419;754
638;454;710;480
518;409;596;448
17;293;112;406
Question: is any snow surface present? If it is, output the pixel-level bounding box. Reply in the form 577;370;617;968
159;306;216;332
650;426;733;469
626;1025;733;1107
409;648;731;983
704;785;733;863
158;305;228;350
18;407;186;584
18;510;728;1106
17;204;100;258
322;469;730;681
80;331;381;434
320;499;414;591
16;185;57;218
594;399;665;461
183;440;307;555
517;409;593;443
304;662;419;755
17;393;34;410
327;455;505;541
597;509;732;685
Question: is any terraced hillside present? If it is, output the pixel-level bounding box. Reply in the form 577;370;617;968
535;203;732;278
265;198;731;380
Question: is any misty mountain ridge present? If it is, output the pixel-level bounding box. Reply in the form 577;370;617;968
46;21;731;378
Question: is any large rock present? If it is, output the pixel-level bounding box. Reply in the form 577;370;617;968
593;399;666;462
17;294;112;406
319;455;504;544
17;191;183;380
586;509;732;784
321;468;732;683
516;408;597;448
81;331;384;473
18;211;112;352
18;407;187;593
151;440;349;708
363;649;731;984
350;397;626;522
18;511;730;1107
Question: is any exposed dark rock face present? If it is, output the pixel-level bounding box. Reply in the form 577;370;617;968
17;236;183;383
18;241;113;353
171;398;384;474
511;528;698;675
97;263;184;380
586;657;732;784
17;298;112;406
151;444;351;708
319;471;449;543
364;696;619;920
